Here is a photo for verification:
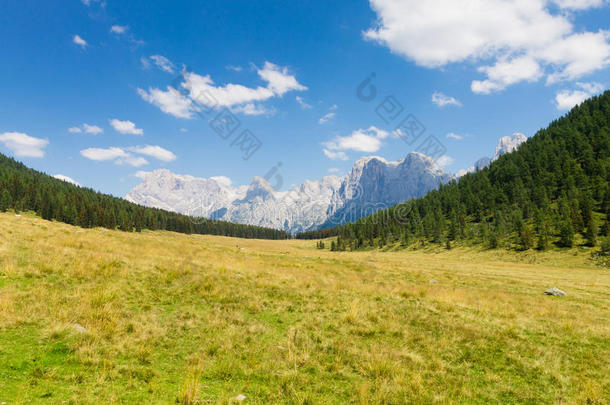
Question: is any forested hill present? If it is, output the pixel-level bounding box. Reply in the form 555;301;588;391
0;154;289;240
297;91;610;252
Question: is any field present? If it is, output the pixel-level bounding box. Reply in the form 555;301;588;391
0;212;608;404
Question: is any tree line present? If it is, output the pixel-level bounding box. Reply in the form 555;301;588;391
297;91;610;253
0;154;289;240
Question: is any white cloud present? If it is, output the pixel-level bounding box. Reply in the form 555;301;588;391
83;124;103;135
432;92;462;107
110;25;127;34
137;86;196;119
328;167;341;173
296;96;312;109
120;156;148;167
127;145;176;162
446;132;464;140
365;0;610;93
436;155;455;167
330;104;338;110
133;170;150;180
553;0;606;9
555;82;605;110
226;65;243;72
231;103;273;116
73;35;87;48
140;56;151;70
81;147;147;167
68;127;82;133
256;61;307;96
81;145;176;167
323;149;348;160
318;112;336;124
110;119;143;135
141;61;306;118
180;128;188;132
81;147;128;161
542;31;610;84
472;56;543;94
323;126;389;155
149;55;175;74
53;174;81;187
210;176;232;187
0;132;49;158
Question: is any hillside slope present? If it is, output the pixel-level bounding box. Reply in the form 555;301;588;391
0;212;608;403
0;153;288;239
298;92;610;253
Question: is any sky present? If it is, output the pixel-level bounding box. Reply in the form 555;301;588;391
0;0;609;196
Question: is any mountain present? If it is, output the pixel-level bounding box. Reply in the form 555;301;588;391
126;152;452;233
457;132;527;177
299;91;610;251
493;132;527;160
0;153;289;239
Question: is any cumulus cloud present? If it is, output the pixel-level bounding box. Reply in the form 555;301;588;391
68;127;82;133
110;119;143;135
81;145;176;167
133;170;150;179
0;132;49;158
53;174;81;187
73;35;87;48
553;0;606;9
127;145;176;162
432;92;462;107
323;126;390;159
210;176;233;187
83;124;103;134
555;82;605;110
256;61;307;96
231;103;273;116
110;25;127;34
471;56;543;94
323;149;348;160
137;86;196;119
81;147;128;161
436;155;455;167
365;0;610;93
140;61;306;118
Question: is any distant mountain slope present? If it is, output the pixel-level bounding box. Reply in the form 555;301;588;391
0;153;289;239
126;152;452;233
298;92;610;252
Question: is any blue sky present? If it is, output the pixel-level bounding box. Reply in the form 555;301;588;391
0;0;609;196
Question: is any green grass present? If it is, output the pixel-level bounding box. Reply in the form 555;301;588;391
0;212;609;404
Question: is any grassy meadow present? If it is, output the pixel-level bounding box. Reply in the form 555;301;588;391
0;211;608;404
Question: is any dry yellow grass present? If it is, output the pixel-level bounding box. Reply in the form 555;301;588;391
0;211;608;404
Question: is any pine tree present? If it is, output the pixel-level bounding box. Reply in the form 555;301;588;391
585;217;598;247
0;189;10;212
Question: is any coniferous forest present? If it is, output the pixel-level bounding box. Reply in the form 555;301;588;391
0;154;289;240
297;91;610;253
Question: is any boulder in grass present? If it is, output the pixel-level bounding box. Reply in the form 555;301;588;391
544;287;567;297
73;323;87;333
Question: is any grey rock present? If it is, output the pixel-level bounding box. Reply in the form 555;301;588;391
73;323;86;333
544;287;567;297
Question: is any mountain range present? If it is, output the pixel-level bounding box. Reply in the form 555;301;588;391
126;134;527;233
